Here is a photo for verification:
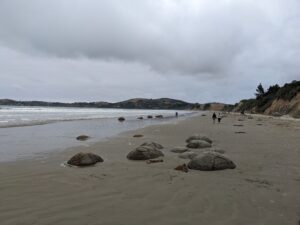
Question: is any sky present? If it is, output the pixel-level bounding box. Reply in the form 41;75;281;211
0;0;299;104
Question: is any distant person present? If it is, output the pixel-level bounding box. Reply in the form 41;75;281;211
212;112;217;123
217;113;222;123
175;112;178;117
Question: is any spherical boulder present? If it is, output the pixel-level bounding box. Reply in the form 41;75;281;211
186;140;212;149
127;145;164;160
188;153;236;171
67;152;104;167
186;135;212;144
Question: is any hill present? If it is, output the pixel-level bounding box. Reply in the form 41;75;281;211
233;81;300;118
0;98;197;110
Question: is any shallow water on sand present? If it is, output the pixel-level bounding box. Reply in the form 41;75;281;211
0;108;196;162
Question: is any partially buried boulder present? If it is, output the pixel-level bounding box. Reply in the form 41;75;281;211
188;153;236;171
76;135;90;141
133;134;143;138
141;142;163;149
127;145;164;160
187;140;212;149
204;148;226;154
178;152;198;160
170;147;189;153
67;152;104;166
186;135;212;144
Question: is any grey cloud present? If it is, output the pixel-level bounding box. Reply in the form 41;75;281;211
0;0;299;103
2;0;298;75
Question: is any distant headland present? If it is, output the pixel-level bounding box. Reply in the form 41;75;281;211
1;80;299;118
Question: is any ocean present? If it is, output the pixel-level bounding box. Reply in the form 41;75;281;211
0;106;195;162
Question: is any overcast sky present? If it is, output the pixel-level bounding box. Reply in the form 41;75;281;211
0;0;299;103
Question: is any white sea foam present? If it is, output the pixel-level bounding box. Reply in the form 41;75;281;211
0;106;192;128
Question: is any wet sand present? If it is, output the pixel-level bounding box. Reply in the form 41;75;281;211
0;113;299;225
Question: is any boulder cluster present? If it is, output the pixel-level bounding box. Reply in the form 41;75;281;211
67;134;236;173
171;134;236;171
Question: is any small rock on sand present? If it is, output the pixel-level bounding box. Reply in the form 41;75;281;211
170;147;189;153
188;152;236;171
178;152;198;159
204;148;226;154
187;140;212;149
174;164;189;173
155;115;163;118
67;152;104;166
235;131;246;134
141;142;163;149
118;117;125;122
133;134;143;138
137;116;143;120
147;115;153;119
127;145;164;160
186;135;212;144
76;135;90;141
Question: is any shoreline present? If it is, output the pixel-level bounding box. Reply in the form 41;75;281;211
0;111;198;163
0;112;299;225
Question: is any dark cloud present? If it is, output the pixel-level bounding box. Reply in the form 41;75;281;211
0;0;299;103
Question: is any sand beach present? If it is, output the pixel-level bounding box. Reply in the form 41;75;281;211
0;113;299;225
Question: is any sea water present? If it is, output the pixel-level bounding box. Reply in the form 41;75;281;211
0;106;195;162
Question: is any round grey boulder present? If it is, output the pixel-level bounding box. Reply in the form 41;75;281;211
67;152;104;166
170;147;189;153
187;140;212;149
186;135;212;144
188;153;236;171
127;145;164;160
141;142;163;150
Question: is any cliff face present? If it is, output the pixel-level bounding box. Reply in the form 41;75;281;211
233;81;300;118
264;92;300;118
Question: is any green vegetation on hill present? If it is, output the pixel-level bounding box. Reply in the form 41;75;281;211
235;80;300;117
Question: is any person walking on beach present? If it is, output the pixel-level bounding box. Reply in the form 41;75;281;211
175;112;178;117
217;113;222;123
212;112;217;123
